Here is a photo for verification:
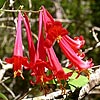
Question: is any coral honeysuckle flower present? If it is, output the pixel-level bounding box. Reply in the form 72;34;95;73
32;11;53;84
42;6;54;31
44;21;68;48
5;12;28;79
23;13;36;65
30;59;53;84
58;37;94;70
42;6;68;48
46;47;72;80
42;6;85;52
23;11;53;84
41;6;93;71
63;35;85;53
36;10;46;61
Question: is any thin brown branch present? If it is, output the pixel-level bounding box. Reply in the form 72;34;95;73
0;9;40;13
0;17;74;24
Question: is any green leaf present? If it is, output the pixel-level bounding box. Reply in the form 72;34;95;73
63;67;72;73
0;93;8;100
63;68;89;90
47;79;56;84
0;0;5;8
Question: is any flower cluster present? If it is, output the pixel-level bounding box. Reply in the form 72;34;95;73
5;6;94;84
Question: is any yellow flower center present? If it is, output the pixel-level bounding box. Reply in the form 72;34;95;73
56;35;62;43
14;70;24;79
40;75;44;82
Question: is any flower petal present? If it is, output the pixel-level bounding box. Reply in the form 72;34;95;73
63;35;85;52
30;60;53;84
58;38;94;70
14;11;23;56
23;13;36;63
5;55;28;78
46;47;72;80
36;10;46;61
44;21;68;48
5;12;29;78
42;6;54;31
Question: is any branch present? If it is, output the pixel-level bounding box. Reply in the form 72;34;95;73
28;0;32;17
78;65;100;100
0;9;40;13
21;90;70;100
0;60;12;81
84;26;100;53
92;26;100;42
1;83;16;98
53;0;63;19
0;60;15;98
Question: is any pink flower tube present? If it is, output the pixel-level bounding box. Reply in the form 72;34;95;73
46;47;72;80
58;37;94;70
5;12;28;79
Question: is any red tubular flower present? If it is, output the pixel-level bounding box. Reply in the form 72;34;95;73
42;6;69;48
42;6;93;71
46;47;72;80
36;10;46;61
23;11;53;84
31;11;53;84
58;37;94;70
44;21;68;48
42;6;54;31
63;35;85;53
23;13;36;66
5;12;28;79
30;59;53;84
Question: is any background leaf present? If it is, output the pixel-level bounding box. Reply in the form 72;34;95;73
63;68;89;90
0;93;8;100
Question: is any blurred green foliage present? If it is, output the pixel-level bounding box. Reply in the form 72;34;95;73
0;92;8;100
